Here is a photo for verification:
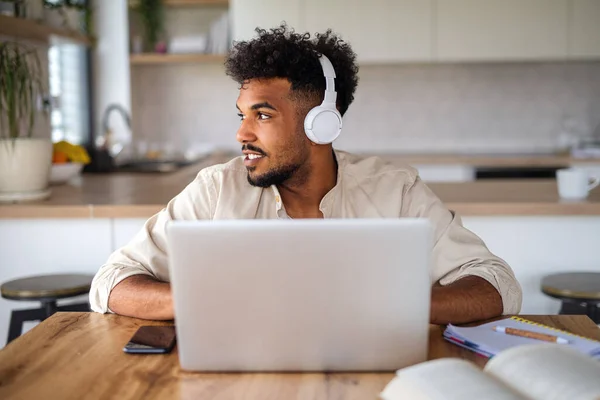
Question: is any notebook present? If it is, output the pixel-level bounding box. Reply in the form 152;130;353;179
444;316;600;359
381;344;600;400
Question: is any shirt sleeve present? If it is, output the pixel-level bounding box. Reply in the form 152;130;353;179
401;176;522;315
89;172;215;314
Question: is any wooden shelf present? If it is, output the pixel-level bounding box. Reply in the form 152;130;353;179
129;0;228;7
130;53;226;65
164;0;228;5
0;15;91;47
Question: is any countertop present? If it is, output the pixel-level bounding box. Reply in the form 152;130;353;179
1;152;599;219
375;153;600;166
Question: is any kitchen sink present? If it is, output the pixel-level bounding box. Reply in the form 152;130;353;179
116;157;207;173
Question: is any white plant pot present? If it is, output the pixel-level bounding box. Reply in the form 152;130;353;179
0;138;52;202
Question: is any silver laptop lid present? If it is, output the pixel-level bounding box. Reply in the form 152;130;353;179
168;218;432;372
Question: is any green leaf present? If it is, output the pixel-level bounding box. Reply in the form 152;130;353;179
0;41;46;139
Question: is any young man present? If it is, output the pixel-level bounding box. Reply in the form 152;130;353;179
90;26;522;324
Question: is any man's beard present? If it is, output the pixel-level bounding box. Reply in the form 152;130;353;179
247;163;302;188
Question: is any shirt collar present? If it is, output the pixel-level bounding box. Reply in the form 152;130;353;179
271;185;284;216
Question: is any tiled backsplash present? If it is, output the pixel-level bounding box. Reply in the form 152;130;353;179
131;61;600;154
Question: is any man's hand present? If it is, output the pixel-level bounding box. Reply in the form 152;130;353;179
430;276;503;325
108;275;174;320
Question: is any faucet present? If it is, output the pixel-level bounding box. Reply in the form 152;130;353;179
99;103;131;157
102;103;131;133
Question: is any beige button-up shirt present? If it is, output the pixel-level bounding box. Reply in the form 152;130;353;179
90;150;522;314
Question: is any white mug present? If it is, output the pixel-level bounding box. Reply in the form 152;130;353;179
556;168;599;200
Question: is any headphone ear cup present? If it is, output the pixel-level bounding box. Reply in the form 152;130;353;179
304;106;343;145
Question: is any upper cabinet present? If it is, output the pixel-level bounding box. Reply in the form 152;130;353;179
569;0;600;58
230;0;303;41
229;0;599;63
304;0;433;63
230;0;432;63
436;0;569;61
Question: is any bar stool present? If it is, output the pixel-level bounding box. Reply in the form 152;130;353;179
1;274;94;344
541;272;600;324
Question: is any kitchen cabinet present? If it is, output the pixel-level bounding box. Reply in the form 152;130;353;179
436;0;569;61
413;164;475;182
230;0;598;64
230;0;432;62
0;219;111;280
0;219;112;347
569;0;600;58
230;0;303;42
463;216;600;315
303;0;433;63
113;219;148;250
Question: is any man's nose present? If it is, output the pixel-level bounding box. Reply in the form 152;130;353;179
236;121;257;144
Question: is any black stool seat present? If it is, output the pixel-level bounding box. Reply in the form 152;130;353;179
541;272;600;323
1;274;94;344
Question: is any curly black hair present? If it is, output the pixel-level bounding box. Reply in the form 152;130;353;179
225;24;359;116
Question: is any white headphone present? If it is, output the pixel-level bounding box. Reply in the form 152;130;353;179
303;54;343;145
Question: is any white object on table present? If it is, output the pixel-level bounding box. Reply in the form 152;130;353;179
556;168;599;200
50;163;84;185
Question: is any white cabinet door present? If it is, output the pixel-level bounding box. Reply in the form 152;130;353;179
304;0;433;63
463;216;600;314
569;0;600;58
113;219;148;251
0;219;112;347
413;164;476;182
436;0;569;61
230;0;303;42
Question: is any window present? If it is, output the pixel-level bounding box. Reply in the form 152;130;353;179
48;43;90;145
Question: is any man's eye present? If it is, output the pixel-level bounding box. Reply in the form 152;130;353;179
258;113;271;120
237;113;245;121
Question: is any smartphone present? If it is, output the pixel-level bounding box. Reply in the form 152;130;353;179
123;325;177;354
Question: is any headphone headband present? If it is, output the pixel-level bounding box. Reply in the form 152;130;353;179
318;55;337;105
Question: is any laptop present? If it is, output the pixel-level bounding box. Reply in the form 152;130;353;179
167;218;432;372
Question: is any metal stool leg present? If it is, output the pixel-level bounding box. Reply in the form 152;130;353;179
57;302;90;312
7;309;25;344
559;300;588;315
6;307;49;344
6;301;91;344
42;300;58;320
586;303;600;324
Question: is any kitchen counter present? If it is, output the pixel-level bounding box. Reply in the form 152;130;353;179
1;152;599;218
376;153;599;167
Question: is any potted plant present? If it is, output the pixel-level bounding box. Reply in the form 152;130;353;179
0;41;52;202
135;0;165;52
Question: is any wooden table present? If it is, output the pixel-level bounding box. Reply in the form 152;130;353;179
0;313;599;399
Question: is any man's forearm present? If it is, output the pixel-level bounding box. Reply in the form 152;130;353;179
108;275;174;320
430;276;503;325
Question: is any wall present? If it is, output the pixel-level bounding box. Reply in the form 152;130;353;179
131;61;600;154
